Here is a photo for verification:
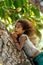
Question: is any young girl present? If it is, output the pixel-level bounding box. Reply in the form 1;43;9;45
12;19;43;65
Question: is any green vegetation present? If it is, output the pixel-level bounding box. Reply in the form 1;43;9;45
0;0;43;40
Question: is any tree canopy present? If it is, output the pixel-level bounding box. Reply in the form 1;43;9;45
0;0;43;39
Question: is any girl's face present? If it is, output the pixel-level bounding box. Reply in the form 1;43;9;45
14;22;25;35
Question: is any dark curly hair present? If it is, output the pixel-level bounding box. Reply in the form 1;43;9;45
16;19;35;36
15;19;38;47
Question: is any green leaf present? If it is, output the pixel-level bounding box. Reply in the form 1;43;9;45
5;0;12;7
14;0;22;8
0;1;4;7
10;13;19;21
13;0;28;8
31;6;40;18
36;23;43;29
21;0;27;7
0;8;5;18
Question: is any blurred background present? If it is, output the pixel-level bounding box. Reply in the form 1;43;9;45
0;0;43;50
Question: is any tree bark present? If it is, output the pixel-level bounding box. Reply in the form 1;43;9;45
0;21;34;65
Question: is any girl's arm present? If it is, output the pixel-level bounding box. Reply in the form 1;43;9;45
11;32;27;51
15;36;27;51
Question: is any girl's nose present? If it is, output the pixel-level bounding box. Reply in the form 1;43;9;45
15;28;17;31
15;30;17;32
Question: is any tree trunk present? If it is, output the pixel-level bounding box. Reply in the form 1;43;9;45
0;21;34;65
29;0;43;13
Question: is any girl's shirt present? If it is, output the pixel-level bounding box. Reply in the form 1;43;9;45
19;34;39;57
28;34;38;47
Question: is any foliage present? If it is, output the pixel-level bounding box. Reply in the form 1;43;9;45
0;0;43;39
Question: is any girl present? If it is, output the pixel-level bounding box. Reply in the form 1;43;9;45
12;19;43;65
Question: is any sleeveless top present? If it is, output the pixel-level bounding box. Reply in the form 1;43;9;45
19;34;39;57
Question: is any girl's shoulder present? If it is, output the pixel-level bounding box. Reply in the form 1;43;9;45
19;34;28;42
20;34;28;38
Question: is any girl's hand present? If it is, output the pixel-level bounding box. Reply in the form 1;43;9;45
11;32;18;40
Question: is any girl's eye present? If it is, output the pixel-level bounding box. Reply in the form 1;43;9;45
18;26;20;28
15;24;22;28
15;26;20;29
17;25;20;28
